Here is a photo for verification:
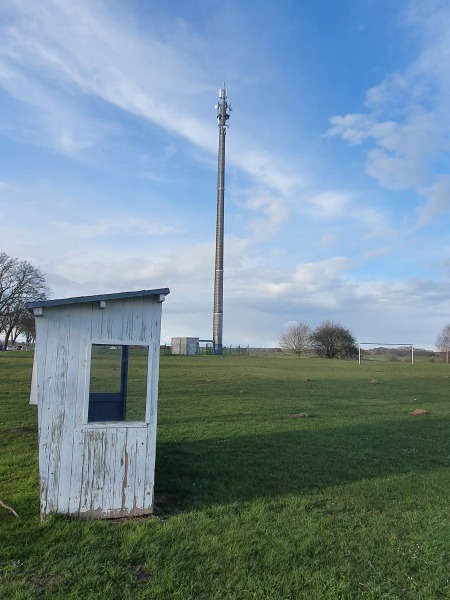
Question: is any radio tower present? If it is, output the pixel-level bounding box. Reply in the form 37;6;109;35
213;84;231;355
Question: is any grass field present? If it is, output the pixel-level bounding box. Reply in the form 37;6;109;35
1;352;450;599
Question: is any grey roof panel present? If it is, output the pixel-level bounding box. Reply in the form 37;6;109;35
26;288;170;310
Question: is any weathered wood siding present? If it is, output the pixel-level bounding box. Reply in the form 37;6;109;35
29;347;38;405
34;296;163;518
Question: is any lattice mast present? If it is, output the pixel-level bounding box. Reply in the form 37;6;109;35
213;85;231;355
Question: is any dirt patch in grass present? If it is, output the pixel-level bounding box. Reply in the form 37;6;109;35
108;515;152;525
29;573;64;590
129;564;150;580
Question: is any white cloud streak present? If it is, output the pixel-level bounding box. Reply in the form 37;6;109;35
51;217;176;239
0;0;304;197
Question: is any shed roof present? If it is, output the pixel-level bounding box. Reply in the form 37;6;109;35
26;288;170;310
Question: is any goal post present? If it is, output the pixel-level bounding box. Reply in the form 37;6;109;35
358;343;414;365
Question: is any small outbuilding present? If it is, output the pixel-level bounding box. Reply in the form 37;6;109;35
171;337;199;355
27;288;169;519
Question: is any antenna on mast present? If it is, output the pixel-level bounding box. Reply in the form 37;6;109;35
213;84;231;355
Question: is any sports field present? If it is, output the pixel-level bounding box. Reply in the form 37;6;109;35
1;352;450;599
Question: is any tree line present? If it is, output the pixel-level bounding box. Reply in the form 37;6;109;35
436;324;450;363
0;252;50;350
281;320;450;361
279;321;358;359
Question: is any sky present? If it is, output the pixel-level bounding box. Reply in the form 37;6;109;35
1;0;450;349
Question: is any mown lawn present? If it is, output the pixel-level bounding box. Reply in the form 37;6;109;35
1;352;450;599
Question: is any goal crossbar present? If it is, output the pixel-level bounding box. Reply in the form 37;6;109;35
358;343;414;365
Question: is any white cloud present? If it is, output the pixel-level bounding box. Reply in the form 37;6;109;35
315;232;338;250
138;172;173;184
327;114;374;145
292;256;354;289
327;1;450;216
1;0;210;150
362;245;391;259
307;191;351;219
232;148;304;195
355;206;393;241
364;74;410;109
243;192;290;240
50;217;176;239
0;180;13;191
0;55;113;154
0;0;304;195
417;175;450;224
365;149;425;190
329;109;439;190
299;189;391;241
164;144;177;159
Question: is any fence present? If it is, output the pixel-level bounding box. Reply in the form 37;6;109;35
160;345;286;357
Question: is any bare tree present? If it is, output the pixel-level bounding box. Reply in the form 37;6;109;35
0;252;50;349
436;324;450;364
0;252;17;316
279;322;311;356
311;320;357;359
16;311;37;347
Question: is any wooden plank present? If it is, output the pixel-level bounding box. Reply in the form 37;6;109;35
131;296;145;343
146;300;163;425
142;299;161;512
51;303;78;513
33;313;49;414
38;305;63;516
47;304;78;514
100;428;122;515
29;347;38;405
78;427;113;516
131;428;148;512
122;427;142;512
64;303;92;514
88;429;109;514
90;301;104;342
143;426;156;512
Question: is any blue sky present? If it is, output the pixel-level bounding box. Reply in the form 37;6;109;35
1;0;450;348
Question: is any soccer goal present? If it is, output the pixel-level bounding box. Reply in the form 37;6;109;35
358;343;414;365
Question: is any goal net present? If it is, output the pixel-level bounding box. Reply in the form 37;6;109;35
358;343;414;365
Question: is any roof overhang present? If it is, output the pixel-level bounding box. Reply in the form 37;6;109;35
26;288;170;313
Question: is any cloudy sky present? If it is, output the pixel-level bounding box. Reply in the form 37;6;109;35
1;0;450;348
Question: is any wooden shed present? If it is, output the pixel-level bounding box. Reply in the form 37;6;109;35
27;288;169;519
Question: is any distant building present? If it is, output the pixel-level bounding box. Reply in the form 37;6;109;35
171;337;199;355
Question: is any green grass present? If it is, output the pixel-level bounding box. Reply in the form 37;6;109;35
1;352;450;599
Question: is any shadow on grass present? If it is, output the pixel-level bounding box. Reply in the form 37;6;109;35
155;417;450;513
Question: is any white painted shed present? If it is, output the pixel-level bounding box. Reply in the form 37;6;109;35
26;288;169;519
171;337;199;355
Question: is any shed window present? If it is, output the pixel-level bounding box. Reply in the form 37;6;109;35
88;344;148;422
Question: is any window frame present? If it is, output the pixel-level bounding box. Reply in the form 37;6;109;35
84;341;150;427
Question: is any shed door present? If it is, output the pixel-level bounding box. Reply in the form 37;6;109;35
88;345;129;421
